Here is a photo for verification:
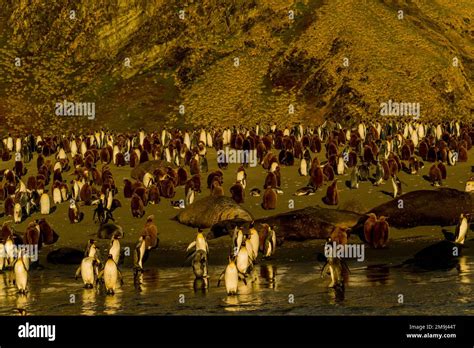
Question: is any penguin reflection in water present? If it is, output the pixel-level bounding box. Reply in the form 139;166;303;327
192;250;209;291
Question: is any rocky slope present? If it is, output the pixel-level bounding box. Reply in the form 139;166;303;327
0;0;472;133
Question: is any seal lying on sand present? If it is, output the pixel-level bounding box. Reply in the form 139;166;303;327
131;160;166;180
97;222;124;239
353;189;474;235
174;196;253;228
209;206;362;244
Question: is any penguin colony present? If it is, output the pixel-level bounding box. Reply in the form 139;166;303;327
0;120;472;302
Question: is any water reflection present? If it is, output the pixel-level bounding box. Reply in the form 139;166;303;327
104;291;122;315
0;256;473;315
457;257;470;284
15;293;29;314
365;264;391;286
193;278;209;293
81;288;97;316
327;287;345;304
260;264;277;289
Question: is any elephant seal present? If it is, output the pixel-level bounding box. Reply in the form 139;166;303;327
131;160;166;180
355;189;474;233
174;196;253;228
97;222;124;239
47;247;83;264
209;206;362;244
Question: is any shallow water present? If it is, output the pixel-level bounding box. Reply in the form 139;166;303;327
1;256;473;316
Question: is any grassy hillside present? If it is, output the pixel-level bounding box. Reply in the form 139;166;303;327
0;0;472;134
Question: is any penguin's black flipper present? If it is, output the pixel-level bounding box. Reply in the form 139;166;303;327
217;270;225;287
74;265;81;280
238;273;247;285
320;261;329;277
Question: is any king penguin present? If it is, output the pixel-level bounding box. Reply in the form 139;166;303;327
98;254;123;295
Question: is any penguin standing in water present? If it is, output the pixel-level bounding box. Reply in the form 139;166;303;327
109;235;121;265
232;227;244;252
186;228;209;261
14;249;29;295
236;240;252;275
0;242;5;271
84;239;100;259
4;235;16;268
75;256;100;289
248;222;260;260
450;213;470;244
98;254;123;295
262;225;277;259
133;236;148;275
217;256;247;295
321;256;348;289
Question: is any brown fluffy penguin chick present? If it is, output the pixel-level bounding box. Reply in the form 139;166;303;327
437;162;447;180
261;187;277;210
131;193;145;218
230;182;245;204
429;164;442;186
264;172;277;189
322;180;339;205
309;166;324;189
330;226;349;245
363;213;377;245
372;216;389;248
142;215;159;249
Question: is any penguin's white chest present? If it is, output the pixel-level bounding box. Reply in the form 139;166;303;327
250;233;259;258
14;261;28;290
196;237;207;252
110;241;121;264
237;249;249;273
225;265;238;293
104;262;118;290
81;258;95;285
